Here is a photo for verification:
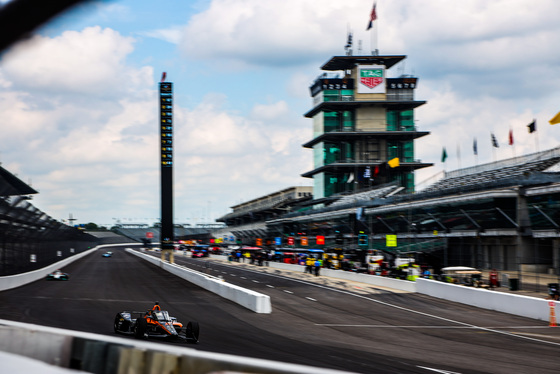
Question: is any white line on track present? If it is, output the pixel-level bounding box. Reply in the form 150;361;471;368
417;367;461;374
252;280;260;283
305;297;317;302
266;285;275;288
207;262;560;347
314;324;549;329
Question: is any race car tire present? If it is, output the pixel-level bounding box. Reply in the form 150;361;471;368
134;317;147;339
113;314;121;333
186;321;199;343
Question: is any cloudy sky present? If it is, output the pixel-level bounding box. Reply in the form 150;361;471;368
0;0;559;227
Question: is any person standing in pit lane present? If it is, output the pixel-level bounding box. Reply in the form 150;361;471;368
314;258;322;276
305;256;314;274
489;269;499;288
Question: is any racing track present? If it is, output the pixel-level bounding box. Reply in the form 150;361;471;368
1;246;560;374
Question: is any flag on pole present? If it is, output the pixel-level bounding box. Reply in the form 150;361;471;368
550;110;560;125
366;2;377;30
527;120;536;133
508;129;514;145
491;133;499;148
473;138;478;155
161;72;167;82
441;147;447;162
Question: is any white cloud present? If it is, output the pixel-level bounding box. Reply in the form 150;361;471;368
0;26;150;98
179;0;363;67
139;26;184;44
0;26;159;223
173;94;311;208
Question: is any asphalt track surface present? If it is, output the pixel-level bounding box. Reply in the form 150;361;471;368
1;247;560;374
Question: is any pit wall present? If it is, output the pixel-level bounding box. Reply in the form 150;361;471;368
126;249;271;314
0;243;142;292
415;278;559;322
212;255;559;322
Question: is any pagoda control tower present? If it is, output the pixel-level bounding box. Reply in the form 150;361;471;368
302;55;432;200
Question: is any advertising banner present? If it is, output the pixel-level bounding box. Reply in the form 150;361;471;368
386;234;397;247
357;65;385;94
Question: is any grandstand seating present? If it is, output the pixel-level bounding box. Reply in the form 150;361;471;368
422;157;560;194
113;225;217;243
329;184;404;206
1;189;98;276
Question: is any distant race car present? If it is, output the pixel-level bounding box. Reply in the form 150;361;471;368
113;302;199;343
46;270;69;281
102;251;112;257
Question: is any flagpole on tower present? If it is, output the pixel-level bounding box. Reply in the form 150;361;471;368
456;142;462;170
534;120;540;153
367;1;378;55
509;128;516;159
473;138;478;166
491;132;499;162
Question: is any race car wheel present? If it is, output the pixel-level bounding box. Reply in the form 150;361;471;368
134;317;147;339
113;314;121;333
186;321;199;343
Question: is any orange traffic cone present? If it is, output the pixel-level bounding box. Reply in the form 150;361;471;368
549;301;557;327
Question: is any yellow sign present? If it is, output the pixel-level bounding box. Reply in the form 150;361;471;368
386;234;397;247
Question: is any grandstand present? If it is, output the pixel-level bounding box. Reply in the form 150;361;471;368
421;146;560;194
216;186;313;245
113;223;225;244
329;183;404;207
0;165;98;276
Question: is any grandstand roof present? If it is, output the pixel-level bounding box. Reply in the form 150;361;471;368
302;130;430;148
301;160;432;178
0;165;38;196
304;100;426;118
320;55;407;71
329;184;404;207
421;146;560;194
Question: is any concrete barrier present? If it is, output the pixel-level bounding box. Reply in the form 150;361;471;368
0;319;353;374
319;267;416;292
416;278;559;322
126;249;272;314
0;243;142;292
213;255;560;322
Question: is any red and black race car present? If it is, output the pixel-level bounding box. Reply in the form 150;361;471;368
113;302;199;343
